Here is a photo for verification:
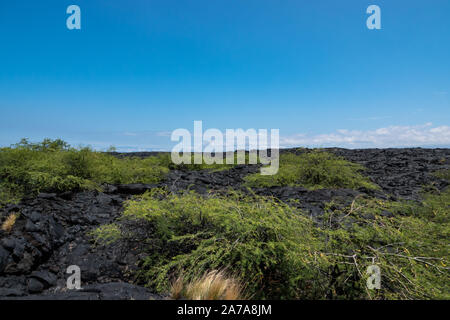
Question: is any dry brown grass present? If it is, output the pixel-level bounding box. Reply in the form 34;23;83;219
171;270;245;300
1;213;18;233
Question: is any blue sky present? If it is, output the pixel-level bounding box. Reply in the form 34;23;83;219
0;0;449;150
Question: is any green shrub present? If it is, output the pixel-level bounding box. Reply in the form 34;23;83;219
433;169;450;182
165;152;257;172
25;172;93;193
0;139;170;206
93;189;326;299
244;151;378;190
93;188;449;300
0;182;22;206
320;189;450;299
415;187;450;223
63;151;170;185
90;224;122;245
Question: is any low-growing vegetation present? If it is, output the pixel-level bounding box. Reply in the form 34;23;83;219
92;189;326;299
1;213;18;233
244;151;378;190
433;169;450;181
0;138;170;207
320;189;449;299
171;270;244;300
2;138;447;300
92;187;449;299
166;152;257;172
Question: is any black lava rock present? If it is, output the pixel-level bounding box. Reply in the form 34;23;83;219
0;147;448;300
27;277;45;293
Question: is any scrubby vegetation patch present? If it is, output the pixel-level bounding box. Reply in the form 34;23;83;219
93;187;449;299
244;151;378;190
0;138;169;207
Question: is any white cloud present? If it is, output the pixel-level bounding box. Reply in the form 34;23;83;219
280;123;450;148
50;123;450;152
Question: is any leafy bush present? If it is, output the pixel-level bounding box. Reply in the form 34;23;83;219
433;169;450;181
0;138;169;206
93;188;449;300
415;186;450;223
165;152;257;172
244;151;378;190
320;189;449;299
90;224;122;245
93;189;326;299
0;183;22;206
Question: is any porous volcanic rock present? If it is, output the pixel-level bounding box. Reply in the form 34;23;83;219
0;190;163;299
0;148;448;299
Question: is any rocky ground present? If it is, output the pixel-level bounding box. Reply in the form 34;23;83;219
0;148;448;299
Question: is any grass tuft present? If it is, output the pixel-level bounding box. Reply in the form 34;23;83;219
1;213;18;233
171;270;244;300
